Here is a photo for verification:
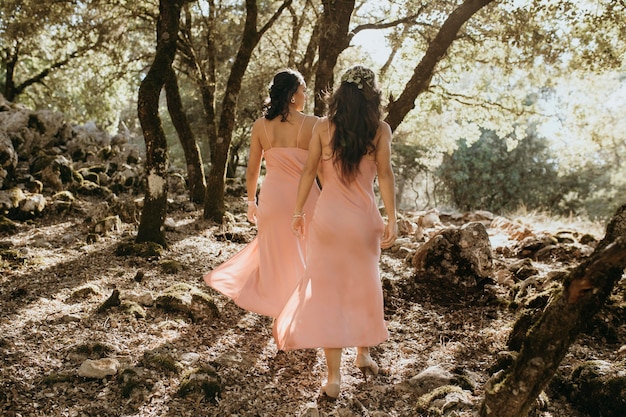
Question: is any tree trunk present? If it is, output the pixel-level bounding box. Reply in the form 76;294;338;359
385;0;495;132
297;18;321;84
203;0;292;222
4;46;82;102
3;45;18;102
164;66;207;204
313;0;356;116
136;0;184;245
226;134;246;178
480;203;626;417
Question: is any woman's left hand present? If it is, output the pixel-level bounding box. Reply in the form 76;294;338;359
292;215;305;239
247;202;258;224
381;220;398;249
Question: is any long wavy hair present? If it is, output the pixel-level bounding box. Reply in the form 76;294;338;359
263;69;305;122
328;66;382;183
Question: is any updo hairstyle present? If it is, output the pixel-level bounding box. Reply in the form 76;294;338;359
263;69;305;122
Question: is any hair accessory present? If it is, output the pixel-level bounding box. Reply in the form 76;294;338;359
340;66;375;90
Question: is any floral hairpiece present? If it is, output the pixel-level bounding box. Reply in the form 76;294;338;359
340;66;375;90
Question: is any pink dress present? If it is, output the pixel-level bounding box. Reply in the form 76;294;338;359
273;154;389;350
203;119;320;318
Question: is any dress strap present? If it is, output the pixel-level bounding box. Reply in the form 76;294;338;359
327;117;331;141
295;115;306;148
262;118;272;149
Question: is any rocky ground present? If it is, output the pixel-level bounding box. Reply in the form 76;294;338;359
1;193;624;417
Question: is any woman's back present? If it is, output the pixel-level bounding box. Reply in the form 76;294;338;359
273;117;388;351
273;65;396;399
258;114;317;150
204;69;321;318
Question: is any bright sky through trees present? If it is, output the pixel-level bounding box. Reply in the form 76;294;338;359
351;6;625;173
352;29;391;64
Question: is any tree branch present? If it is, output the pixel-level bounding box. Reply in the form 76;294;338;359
480;204;626;417
259;0;294;36
351;8;427;35
432;85;556;118
385;0;496;132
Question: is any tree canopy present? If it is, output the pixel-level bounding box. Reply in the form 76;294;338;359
1;0;625;218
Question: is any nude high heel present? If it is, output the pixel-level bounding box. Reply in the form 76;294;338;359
355;353;379;381
322;348;342;399
321;381;340;399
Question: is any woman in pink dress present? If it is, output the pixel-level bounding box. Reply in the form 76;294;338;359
204;69;320;318
273;66;397;398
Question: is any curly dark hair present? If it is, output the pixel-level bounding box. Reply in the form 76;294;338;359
328;66;382;183
263;69;305;122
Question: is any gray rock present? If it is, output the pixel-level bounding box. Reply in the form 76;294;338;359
179;352;201;366
77;358;120;378
410;222;494;302
93;215;122;235
0;188;24;211
155;283;219;322
566;360;626;417
19;193;46;216
413;222;493;284
408;365;455;396
0;131;17;187
124;290;154;307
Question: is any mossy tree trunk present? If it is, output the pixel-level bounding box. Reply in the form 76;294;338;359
203;0;292;223
136;0;187;245
313;0;356;117
164;66;207;204
290;15;322;84
480;204;626;417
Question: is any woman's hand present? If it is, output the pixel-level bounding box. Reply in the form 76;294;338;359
292;214;305;239
247;201;257;224
380;220;398;249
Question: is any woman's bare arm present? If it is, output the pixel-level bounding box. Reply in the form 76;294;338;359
375;121;397;249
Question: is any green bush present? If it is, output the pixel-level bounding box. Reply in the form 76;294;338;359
436;127;605;216
436;130;563;212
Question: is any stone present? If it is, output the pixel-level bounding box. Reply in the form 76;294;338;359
179;352;200;366
19;193;46;216
124;290;154;306
93;215;122;235
566;360;626;417
155;283;219;322
408;365;455;396
411;222;494;301
0;131;17;188
77;358;120;378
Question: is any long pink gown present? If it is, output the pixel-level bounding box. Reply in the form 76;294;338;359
273;154;389;350
203;119;320;318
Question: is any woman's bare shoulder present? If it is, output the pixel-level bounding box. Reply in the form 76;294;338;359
374;121;392;148
303;114;319;128
252;116;266;127
312;116;329;130
314;116;331;128
378;120;392;134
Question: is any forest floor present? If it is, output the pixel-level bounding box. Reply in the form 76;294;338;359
0;195;621;417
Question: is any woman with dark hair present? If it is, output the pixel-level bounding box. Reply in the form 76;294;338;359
204;69;320;318
273;66;397;398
